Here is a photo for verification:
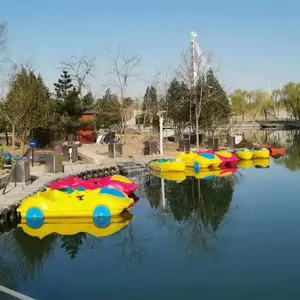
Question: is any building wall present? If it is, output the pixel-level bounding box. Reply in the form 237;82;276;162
126;109;143;126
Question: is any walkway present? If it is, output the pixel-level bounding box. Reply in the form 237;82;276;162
0;161;116;221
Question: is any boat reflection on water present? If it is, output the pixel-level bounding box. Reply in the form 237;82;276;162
237;158;270;169
150;169;186;182
150;166;238;182
18;211;134;240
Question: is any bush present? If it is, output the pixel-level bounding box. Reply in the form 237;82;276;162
234;139;253;149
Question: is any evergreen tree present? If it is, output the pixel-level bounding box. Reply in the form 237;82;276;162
142;85;159;131
82;91;94;110
53;70;87;138
95;88;121;129
200;69;231;133
54;70;74;99
166;79;190;137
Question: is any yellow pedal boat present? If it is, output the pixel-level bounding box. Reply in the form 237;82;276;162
17;187;134;229
176;152;222;171
149;158;185;172
234;149;254;160
253;148;270;159
18;213;134;239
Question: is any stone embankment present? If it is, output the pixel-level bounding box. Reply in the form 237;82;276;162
0;143;176;225
0;163;119;224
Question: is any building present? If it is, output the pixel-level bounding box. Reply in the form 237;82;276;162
78;110;96;144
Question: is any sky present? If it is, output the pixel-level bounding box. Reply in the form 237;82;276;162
1;0;299;98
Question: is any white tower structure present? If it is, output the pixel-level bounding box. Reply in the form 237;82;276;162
191;31;208;86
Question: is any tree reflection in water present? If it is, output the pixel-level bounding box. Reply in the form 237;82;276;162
12;228;57;279
145;172;242;257
60;233;87;260
274;131;300;171
0;234;21;292
116;222;148;270
0;225;57;295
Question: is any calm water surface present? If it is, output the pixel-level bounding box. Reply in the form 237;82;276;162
1;132;300;300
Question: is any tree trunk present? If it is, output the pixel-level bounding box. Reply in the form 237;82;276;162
143;111;147;128
195;108;200;149
21;132;27;156
5;131;9;146
12;124;15;151
189;99;192;139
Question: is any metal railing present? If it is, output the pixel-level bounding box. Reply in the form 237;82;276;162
2;161;17;195
0;284;35;300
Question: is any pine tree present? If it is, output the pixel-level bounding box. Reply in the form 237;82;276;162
200;69;230;133
166;79;190;137
82;91;94;110
53;70;86;138
54;70;74;99
142;85;159;131
95;88;121;128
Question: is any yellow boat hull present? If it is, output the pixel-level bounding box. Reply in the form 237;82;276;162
253;149;270;159
18;214;134;240
149;160;185;172
235;151;254;160
176;152;222;169
17;187;134;228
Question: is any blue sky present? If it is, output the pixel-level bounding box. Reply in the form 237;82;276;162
1;0;299;97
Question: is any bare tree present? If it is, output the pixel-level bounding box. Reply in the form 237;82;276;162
105;47;141;103
175;49;215;148
152;64;174;105
0;22;6;50
5;58;35;85
144;64;174;135
0;22;8;84
105;47;141;133
61;52;96;97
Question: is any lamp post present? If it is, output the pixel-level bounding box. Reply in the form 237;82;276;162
157;110;166;155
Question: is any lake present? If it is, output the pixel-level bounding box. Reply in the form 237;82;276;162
0;130;300;300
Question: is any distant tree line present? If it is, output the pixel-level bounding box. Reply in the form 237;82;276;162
1;21;300;151
229;83;300;122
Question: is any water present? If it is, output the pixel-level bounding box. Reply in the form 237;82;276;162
1;132;300;299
